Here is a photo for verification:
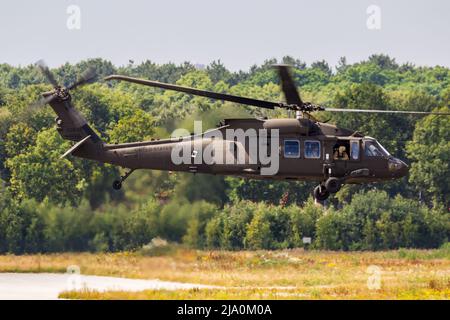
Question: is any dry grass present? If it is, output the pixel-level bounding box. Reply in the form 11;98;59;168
60;286;450;300
0;248;449;300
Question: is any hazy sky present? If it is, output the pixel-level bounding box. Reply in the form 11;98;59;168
1;0;449;71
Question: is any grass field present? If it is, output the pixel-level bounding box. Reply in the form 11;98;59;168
0;246;449;299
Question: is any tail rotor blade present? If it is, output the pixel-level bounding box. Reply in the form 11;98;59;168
27;91;58;112
36;59;59;88
68;67;97;90
29;60;98;113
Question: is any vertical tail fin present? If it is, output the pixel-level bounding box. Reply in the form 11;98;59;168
45;90;101;144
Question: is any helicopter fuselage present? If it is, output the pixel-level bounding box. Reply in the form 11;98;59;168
74;117;409;185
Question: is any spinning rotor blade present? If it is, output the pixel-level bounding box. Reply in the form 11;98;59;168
28;93;57;110
105;71;450;117
67;67;97;90
275;65;302;106
322;107;450;116
29;59;98;112
36;60;59;88
104;75;283;110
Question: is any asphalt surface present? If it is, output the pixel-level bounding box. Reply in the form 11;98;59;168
0;273;213;300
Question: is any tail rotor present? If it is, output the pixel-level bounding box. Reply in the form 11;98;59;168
29;60;99;111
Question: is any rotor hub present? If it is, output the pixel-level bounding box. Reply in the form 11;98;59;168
54;87;70;101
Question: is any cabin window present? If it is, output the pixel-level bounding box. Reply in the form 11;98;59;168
333;140;350;160
305;140;321;159
284;140;300;158
350;141;360;160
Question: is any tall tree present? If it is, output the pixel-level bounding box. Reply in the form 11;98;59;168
406;107;450;205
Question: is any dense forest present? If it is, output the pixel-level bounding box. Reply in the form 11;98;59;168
0;54;448;253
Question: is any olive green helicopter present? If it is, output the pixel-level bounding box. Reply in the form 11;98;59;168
32;62;449;201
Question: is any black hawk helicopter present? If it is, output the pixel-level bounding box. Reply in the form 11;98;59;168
34;63;450;201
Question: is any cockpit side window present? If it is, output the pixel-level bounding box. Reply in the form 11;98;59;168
365;141;384;157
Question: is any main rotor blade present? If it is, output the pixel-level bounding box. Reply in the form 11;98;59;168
36;60;59;88
105;75;282;110
275;65;302;105
323;107;450;115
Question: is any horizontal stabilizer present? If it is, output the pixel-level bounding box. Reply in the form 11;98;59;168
60;135;91;159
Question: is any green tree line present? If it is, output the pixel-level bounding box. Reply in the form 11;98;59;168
0;190;447;253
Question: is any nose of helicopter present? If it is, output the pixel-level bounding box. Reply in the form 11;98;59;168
388;158;409;177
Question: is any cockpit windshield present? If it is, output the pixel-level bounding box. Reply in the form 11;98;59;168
364;139;390;157
376;141;391;156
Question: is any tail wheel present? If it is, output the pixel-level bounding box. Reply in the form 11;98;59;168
325;177;341;194
313;185;330;201
112;169;135;190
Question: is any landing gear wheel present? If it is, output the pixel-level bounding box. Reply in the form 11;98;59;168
112;180;122;190
325;177;341;194
112;169;136;190
313;185;330;202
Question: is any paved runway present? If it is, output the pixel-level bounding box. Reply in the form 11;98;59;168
0;273;213;300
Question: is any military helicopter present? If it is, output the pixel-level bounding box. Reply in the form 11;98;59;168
35;63;449;201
